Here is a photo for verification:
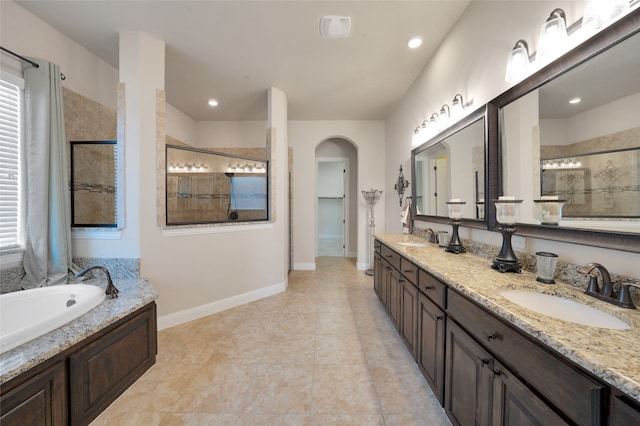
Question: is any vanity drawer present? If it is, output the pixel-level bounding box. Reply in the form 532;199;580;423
374;239;381;254
400;258;418;286
380;244;401;272
418;269;447;309
447;290;605;426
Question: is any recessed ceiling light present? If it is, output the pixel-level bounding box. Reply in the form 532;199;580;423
407;37;423;49
568;97;581;104
208;99;219;107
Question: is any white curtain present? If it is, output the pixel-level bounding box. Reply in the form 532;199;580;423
20;59;74;288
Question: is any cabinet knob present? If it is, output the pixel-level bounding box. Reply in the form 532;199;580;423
478;358;491;368
483;332;497;341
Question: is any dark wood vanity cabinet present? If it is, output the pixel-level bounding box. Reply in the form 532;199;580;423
371;240;640;426
0;302;157;426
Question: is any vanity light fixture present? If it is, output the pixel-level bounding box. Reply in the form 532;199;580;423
505;39;531;83
445;199;466;254
411;126;421;147
438;104;450;131
407;36;423;49
207;99;219;107
417;120;429;145
451;94;465;121
583;0;630;30
537;9;568;60
492;196;524;273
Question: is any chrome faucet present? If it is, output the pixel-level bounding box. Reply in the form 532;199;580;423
75;266;119;299
578;262;636;309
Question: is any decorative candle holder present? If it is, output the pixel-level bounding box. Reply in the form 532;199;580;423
445;200;466;254
533;197;566;225
491;197;523;273
362;189;383;276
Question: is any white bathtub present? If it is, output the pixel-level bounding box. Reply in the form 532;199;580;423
0;284;106;354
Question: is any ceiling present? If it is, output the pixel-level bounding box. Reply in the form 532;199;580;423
16;1;471;121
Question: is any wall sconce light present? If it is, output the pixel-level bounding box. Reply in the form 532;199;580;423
583;0;630;30
537;8;568;59
505;39;530;83
438;104;450;131
445;199;466;254
393;165;410;207
451;94;465;121
492;196;523;273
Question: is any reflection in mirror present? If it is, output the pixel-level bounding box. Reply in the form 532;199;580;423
413;118;485;220
166;145;269;225
71;141;117;227
500;30;640;233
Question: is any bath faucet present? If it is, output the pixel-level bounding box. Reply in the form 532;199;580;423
75;266;119;299
425;228;437;244
578;262;613;298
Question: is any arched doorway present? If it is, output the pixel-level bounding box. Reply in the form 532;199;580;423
315;138;358;257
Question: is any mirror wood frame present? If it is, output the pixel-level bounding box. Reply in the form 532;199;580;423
411;104;499;230
489;10;640;253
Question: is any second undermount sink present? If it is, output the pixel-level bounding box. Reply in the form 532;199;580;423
499;290;630;330
398;242;427;247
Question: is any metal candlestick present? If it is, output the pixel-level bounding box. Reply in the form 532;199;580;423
362;189;382;276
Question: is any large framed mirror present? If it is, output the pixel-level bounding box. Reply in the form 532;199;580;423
166;145;269;225
492;11;639;252
412;105;498;228
70;141;117;227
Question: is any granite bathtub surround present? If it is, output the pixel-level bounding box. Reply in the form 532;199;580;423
0;278;157;384
412;227;640;304
377;233;640;403
0;258;139;294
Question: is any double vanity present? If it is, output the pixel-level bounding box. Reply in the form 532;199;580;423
374;234;640;426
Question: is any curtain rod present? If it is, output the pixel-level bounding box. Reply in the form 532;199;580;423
1;46;66;80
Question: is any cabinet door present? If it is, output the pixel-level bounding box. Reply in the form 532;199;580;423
388;268;402;331
400;279;419;360
418;293;446;405
70;303;157;425
374;252;383;300
492;359;569;426
0;361;67;426
445;319;493;426
611;396;640;426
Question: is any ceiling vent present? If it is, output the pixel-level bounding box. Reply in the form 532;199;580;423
319;15;351;38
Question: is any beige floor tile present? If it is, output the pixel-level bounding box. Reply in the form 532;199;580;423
316;311;358;334
160;412;238;425
259;333;316;364
170;362;257;413
314;333;366;364
312;414;385;425
311;363;379;414
242;364;314;414
91;257;452;426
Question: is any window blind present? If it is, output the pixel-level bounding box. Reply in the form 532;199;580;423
0;77;24;249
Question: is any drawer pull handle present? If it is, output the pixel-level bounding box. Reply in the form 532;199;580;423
478;358;490;367
386;255;393;258
435;315;444;321
423;286;435;290
484;332;497;341
404;270;413;273
385;266;392;271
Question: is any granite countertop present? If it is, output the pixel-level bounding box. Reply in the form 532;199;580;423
375;233;640;403
0;279;158;385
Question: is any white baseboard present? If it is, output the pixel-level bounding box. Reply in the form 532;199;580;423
157;280;287;330
293;262;316;270
356;261;369;270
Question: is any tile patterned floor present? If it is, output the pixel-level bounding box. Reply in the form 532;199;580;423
91;257;451;425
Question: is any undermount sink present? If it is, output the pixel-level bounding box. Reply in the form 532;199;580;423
499;290;630;330
398;242;427;247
